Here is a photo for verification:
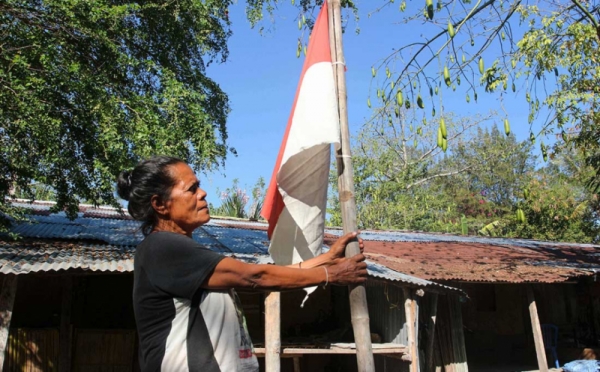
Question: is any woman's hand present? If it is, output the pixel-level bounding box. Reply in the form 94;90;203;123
326;254;368;286
328;231;364;260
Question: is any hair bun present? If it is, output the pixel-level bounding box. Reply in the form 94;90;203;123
116;170;133;201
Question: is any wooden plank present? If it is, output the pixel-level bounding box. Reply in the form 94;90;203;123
403;288;418;372
293;357;301;372
425;293;439;372
254;347;408;356
59;276;73;372
448;295;468;372
0;275;18;370
329;1;374;370
265;292;281;372
527;285;548;372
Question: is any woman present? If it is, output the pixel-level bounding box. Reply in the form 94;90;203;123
117;156;368;372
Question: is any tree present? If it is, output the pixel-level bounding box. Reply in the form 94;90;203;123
210;177;266;220
1;0;233;229
249;0;600;189
327;111;533;231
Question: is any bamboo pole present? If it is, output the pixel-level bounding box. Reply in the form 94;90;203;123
328;1;375;371
265;291;281;372
526;286;548;372
403;288;419;372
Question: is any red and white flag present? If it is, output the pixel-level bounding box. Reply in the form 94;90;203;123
261;1;339;266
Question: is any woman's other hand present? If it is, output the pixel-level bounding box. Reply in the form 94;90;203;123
328;231;364;260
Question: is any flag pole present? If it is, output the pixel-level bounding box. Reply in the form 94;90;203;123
328;1;375;371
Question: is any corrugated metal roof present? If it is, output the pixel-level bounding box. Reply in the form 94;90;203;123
0;204;460;292
16;200;600;284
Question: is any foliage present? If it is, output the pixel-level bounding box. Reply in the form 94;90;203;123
0;0;234;229
328;115;599;242
248;176;266;221
210;177;266;220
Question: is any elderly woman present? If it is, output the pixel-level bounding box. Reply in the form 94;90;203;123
117;156;367;372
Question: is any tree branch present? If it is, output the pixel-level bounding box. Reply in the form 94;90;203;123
406;166;473;189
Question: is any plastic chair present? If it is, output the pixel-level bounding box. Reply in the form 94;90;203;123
541;324;560;368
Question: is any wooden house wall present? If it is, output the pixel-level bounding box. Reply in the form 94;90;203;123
445;279;600;370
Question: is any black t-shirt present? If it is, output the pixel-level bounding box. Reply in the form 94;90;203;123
133;231;227;371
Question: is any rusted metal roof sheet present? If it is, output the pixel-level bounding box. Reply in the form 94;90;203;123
361;240;599;283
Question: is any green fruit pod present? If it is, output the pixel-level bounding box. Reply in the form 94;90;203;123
414;139;418;148
440;117;447;139
417;127;422;135
511;59;516;69
302;14;306;24
435;86;439;95
429;87;434;97
437;127;443;148
432;107;436;117
417;94;424;109
516;208;525;223
413;81;417;89
501;31;505;40
396;91;403;106
442;138;448;152
426;0;434;19
367;98;371;108
298;19;302;30
554;67;559;77
448;21;455;37
504;118;510;136
303;46;307;56
462;54;466;63
394;106;400;117
386;67;391;78
478;57;484;75
503;80;507;90
372;67;376;77
466;94;470;103
405;100;411;109
400;1;406;11
391;81;395;89
443;66;451;86
561;131;568;142
523;188;530;200
529;132;535;144
471;39;475;46
512;82;516;92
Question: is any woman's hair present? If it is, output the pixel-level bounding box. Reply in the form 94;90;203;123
116;156;185;235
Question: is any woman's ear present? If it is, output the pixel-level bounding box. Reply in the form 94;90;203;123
151;195;169;217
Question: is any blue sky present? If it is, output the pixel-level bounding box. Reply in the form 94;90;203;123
203;1;540;207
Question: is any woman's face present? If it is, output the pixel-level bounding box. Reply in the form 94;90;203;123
162;162;210;233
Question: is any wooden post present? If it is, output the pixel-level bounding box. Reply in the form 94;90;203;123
0;275;18;369
328;1;374;371
403;288;419;372
526;285;548;372
425;294;439;372
265;292;281;372
59;276;73;372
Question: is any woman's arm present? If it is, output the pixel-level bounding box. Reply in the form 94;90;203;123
202;254;368;291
